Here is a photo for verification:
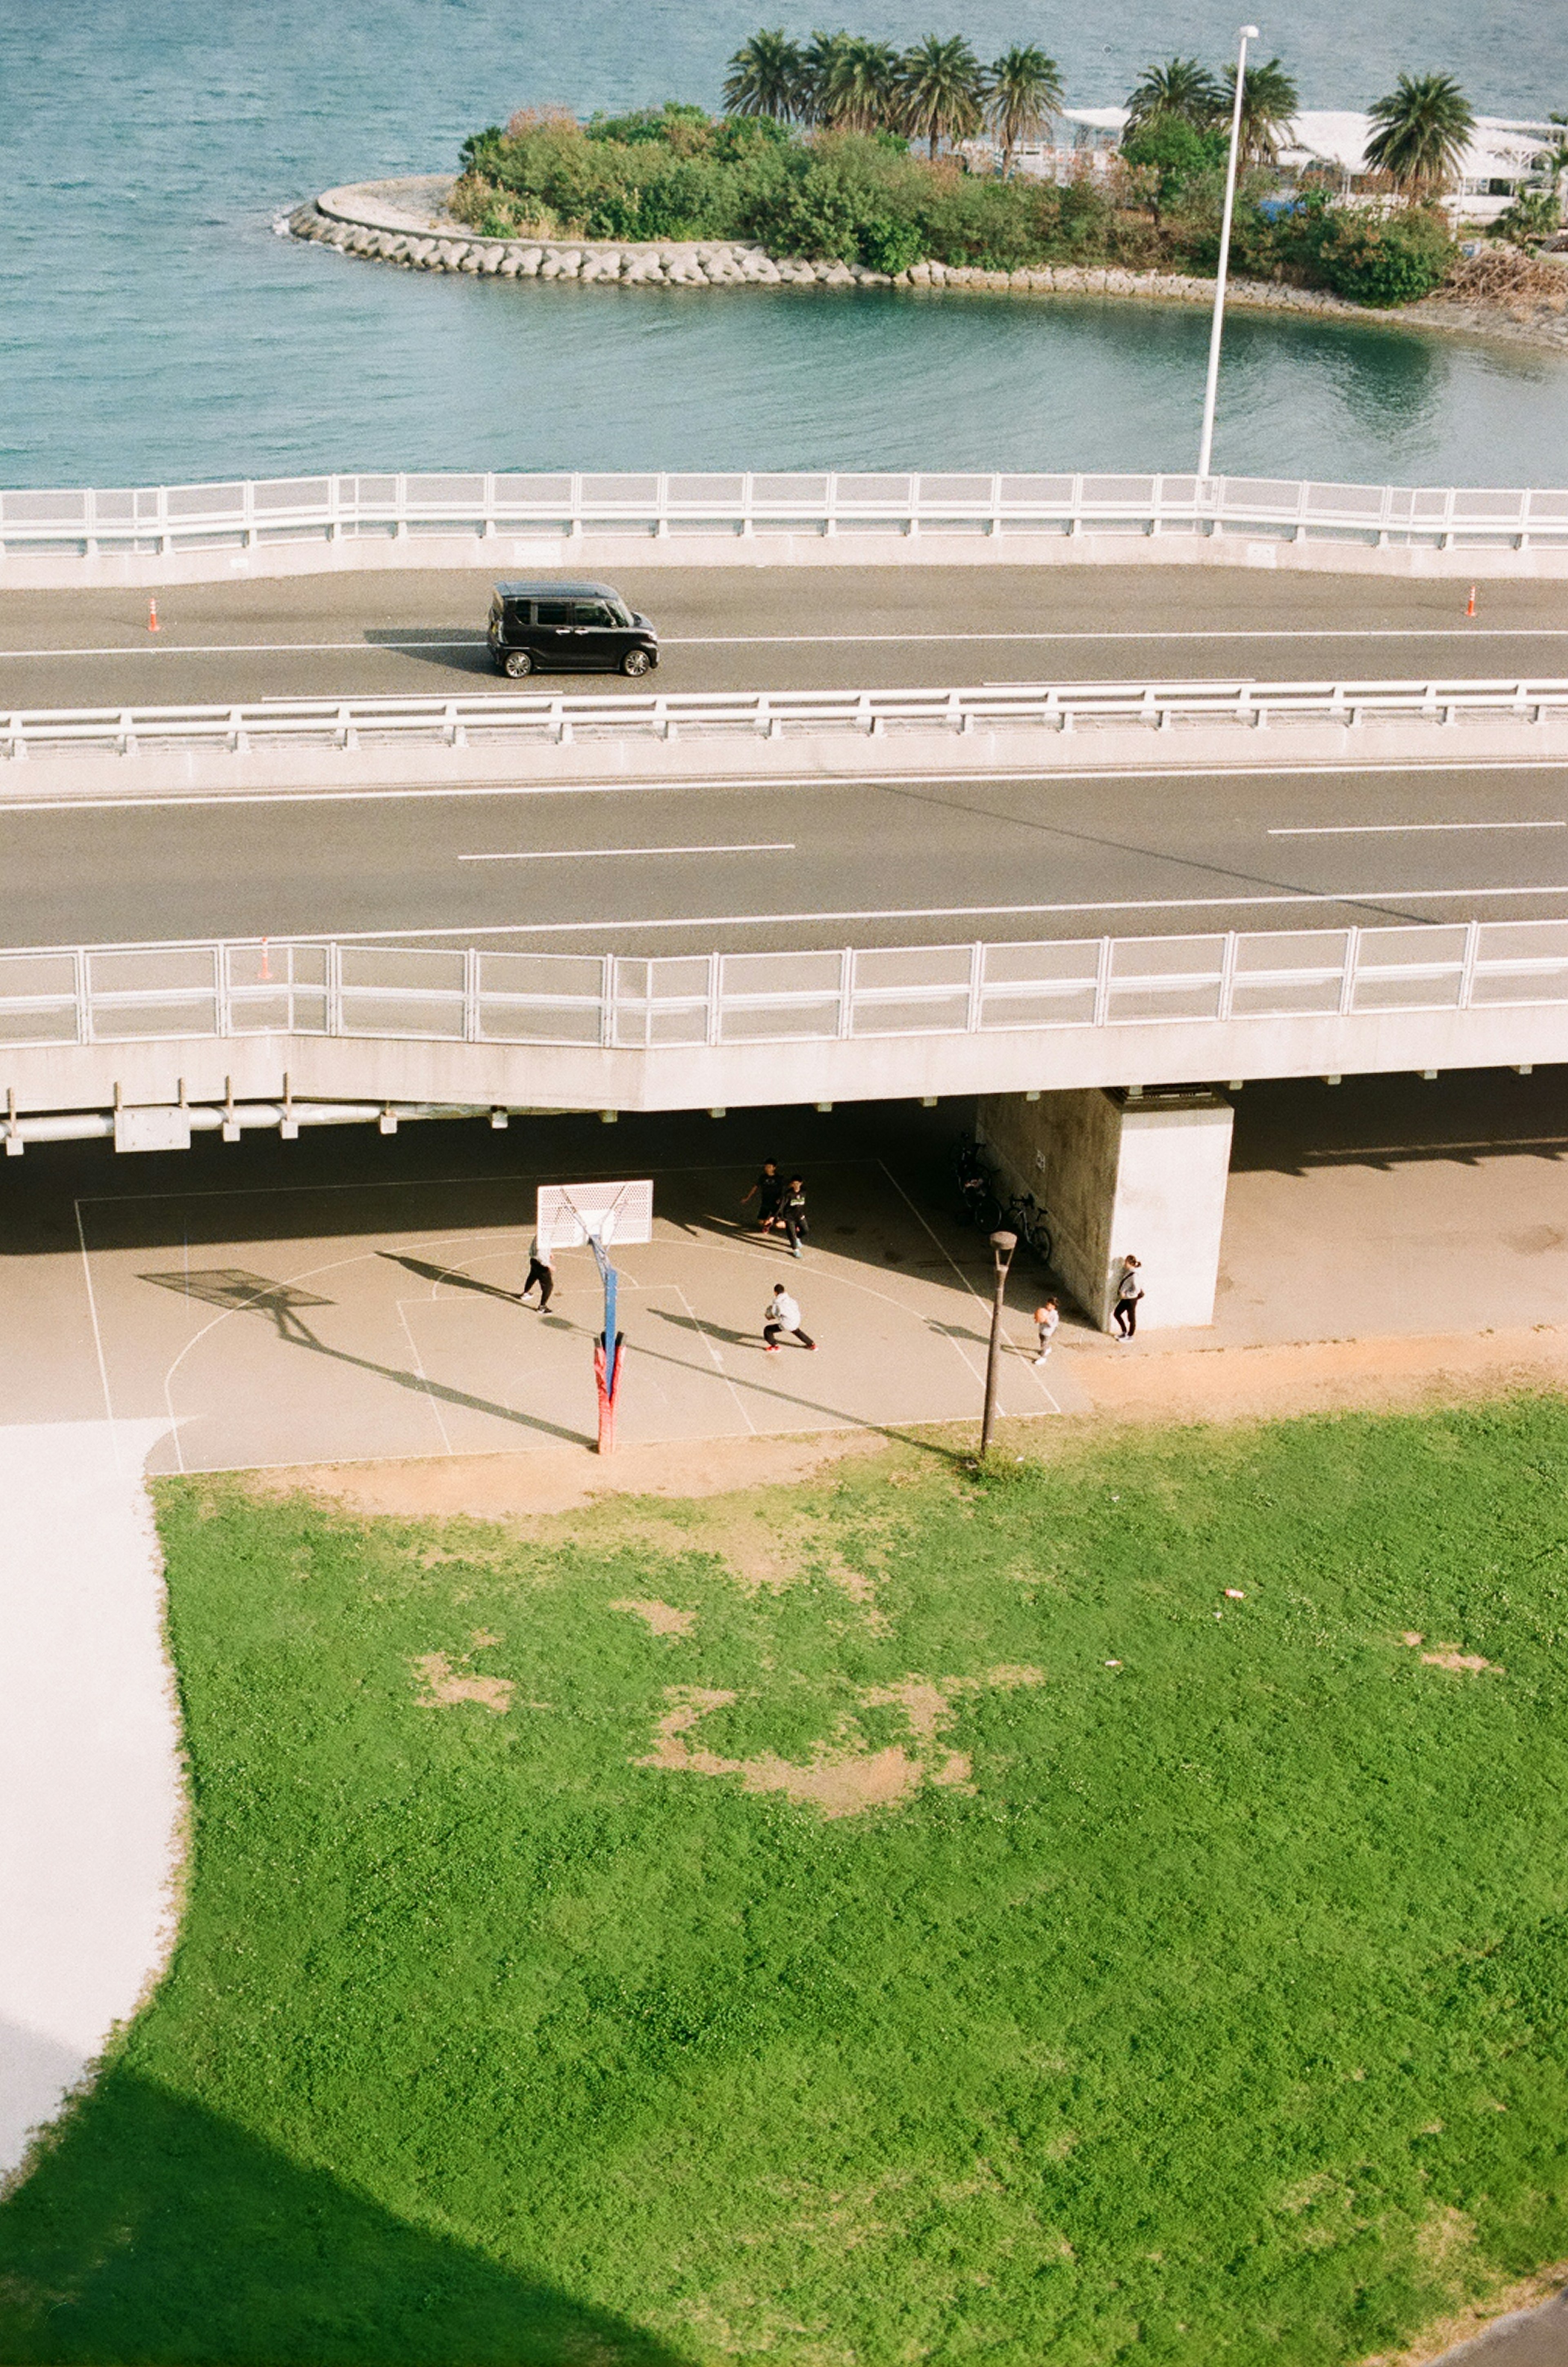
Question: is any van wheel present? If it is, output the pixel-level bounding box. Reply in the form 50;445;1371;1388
503;650;533;678
620;648;653;678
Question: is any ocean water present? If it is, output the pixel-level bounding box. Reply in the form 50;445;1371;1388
2;0;1566;489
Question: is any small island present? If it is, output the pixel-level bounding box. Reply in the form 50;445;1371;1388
286;33;1568;346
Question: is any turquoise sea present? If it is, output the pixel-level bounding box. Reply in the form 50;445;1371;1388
3;0;1566;488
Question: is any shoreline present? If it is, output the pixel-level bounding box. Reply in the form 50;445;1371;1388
283;175;1568;357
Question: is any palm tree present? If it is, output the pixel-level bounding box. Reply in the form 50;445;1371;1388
899;33;987;158
986;45;1065;177
723;28;806;121
1363;72;1475;198
1221;54;1299;164
1124;56;1224;138
797;29;855;128
818;35;904;132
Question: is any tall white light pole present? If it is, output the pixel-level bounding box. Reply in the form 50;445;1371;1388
1196;23;1259;484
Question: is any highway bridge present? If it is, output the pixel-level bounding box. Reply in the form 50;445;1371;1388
3;523;1565;1332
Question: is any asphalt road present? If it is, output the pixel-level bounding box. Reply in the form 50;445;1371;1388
1;566;1566;709
6;758;1568;952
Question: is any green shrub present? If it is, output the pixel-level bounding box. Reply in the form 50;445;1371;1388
1121;118;1227;224
1494;187;1563;244
1314;207;1455;304
857;213;924;274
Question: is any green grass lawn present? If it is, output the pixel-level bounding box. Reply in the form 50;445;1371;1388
5;1402;1568;2365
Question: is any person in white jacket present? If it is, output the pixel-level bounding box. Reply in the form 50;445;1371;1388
1113;1256;1143;1340
763;1284;816;1352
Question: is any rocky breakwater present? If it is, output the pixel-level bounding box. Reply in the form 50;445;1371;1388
283;175;1568;351
284;180;899;289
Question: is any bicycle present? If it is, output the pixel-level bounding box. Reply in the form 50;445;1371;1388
957;1170;1004;1232
1004;1191;1054;1268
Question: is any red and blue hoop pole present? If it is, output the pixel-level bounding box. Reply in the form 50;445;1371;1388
590;1233;624;1453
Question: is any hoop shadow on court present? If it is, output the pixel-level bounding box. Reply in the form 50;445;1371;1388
378;1251;521;1305
138;1268;589;1446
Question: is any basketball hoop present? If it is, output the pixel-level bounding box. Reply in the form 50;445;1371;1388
536;1181;653;1454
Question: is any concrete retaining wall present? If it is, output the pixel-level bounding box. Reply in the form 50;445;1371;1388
978;1087;1234;1329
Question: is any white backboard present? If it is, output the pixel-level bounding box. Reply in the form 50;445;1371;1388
536;1179;654;1250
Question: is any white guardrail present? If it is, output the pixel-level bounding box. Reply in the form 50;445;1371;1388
3;470;1568;557
7;677;1568;758
4;921;1568;1055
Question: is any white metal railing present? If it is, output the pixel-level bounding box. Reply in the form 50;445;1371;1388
7;677;1568;760
3;920;1567;1057
2;470;1567;559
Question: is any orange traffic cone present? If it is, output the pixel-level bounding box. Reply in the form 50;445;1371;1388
1465;584;1476;617
148;598;160;632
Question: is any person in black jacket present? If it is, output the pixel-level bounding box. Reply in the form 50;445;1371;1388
740;1159;785;1231
780;1175;809;1259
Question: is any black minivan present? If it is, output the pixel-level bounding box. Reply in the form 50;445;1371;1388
487;580;659;678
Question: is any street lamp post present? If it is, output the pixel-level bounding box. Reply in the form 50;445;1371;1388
980;1228;1018;1460
1196;23;1260;484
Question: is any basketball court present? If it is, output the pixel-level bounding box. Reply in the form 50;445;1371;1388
70;1154;1085;1477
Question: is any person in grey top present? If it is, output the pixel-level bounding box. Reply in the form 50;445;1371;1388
1113;1255;1143;1340
763;1284;816;1351
520;1230;554;1311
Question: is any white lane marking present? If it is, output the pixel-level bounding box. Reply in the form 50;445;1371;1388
0;639;488;659
7;755;1568;819
1270;820;1567;836
457;841;793;863
1;626;1564;660
235;882;1568;945
663;627;1568;645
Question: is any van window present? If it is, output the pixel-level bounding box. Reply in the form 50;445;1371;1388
533;600;574;626
573;601;617;628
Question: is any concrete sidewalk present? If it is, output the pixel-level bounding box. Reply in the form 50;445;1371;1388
0;1418;179;2182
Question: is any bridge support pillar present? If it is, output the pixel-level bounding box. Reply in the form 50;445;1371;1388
977;1085;1234;1332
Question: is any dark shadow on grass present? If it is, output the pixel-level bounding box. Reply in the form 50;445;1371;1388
0;2064;688;2366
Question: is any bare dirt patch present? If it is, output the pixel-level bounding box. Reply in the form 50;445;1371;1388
252;1426;891;1522
410;1650;514;1714
636;1665;1043;1817
1398;1634;1504;1676
1073;1325;1568;1432
612;1597;695;1638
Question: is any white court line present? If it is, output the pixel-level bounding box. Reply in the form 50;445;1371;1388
1270;820;1566;837
875;1159;1062;1417
674;1283;757;1435
457;841;793;863
72;1200;121;1467
394;1299;455;1456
